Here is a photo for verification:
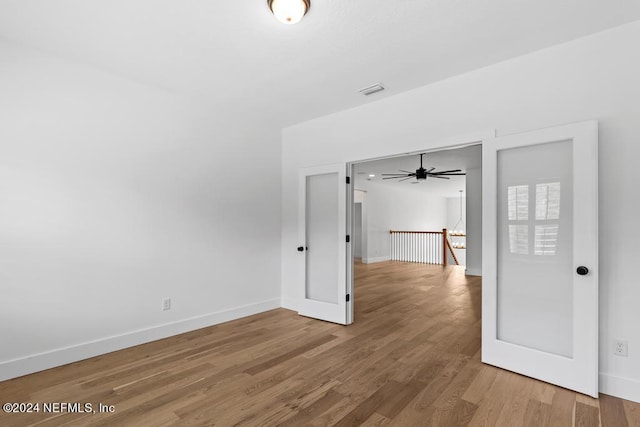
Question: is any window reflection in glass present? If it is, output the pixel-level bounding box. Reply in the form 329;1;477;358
535;225;559;255
509;225;529;254
508;185;528;220
536;183;561;220
507;182;561;256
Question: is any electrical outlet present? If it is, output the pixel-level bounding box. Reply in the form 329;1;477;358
614;339;628;357
162;298;171;311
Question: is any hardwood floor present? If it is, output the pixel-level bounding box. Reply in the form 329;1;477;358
1;261;638;426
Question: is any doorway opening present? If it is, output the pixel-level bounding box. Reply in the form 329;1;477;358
347;144;482;348
349;143;482;278
346;144;484;390
338;121;598;397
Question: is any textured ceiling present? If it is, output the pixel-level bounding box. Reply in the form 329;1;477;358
1;1;640;128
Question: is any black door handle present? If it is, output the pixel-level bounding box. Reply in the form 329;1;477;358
577;266;589;276
297;246;304;252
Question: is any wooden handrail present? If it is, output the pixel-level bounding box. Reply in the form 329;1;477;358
389;230;443;234
445;236;460;266
442;228;448;266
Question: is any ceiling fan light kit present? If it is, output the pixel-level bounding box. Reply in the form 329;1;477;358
268;0;310;25
451;190;466;236
381;153;466;183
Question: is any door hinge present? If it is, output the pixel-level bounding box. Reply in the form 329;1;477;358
346;235;350;243
346;176;351;184
346;294;350;302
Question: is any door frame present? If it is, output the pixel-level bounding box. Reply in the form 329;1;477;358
298;163;349;324
346;164;354;324
345;132;489;323
344;123;599;396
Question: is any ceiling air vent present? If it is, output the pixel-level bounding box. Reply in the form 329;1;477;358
359;83;385;96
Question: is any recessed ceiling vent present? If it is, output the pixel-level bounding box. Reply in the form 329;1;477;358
359;83;385;96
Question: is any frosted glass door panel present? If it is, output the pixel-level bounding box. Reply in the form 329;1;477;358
298;163;347;325
497;140;573;357
305;173;339;304
483;121;598;396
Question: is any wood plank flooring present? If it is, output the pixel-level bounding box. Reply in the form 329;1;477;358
1;260;638;426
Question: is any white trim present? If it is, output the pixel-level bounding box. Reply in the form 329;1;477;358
600;373;640;403
346;163;354;325
464;267;482;276
0;298;281;382
280;297;298;311
347;130;492;167
362;256;390;264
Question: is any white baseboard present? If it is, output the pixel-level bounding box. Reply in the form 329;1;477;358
362;256;390;264
280;297;298;312
599;372;640;403
0;298;281;382
465;267;482;276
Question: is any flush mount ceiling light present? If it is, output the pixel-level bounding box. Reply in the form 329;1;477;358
268;0;310;25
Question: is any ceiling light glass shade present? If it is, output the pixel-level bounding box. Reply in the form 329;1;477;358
268;0;310;25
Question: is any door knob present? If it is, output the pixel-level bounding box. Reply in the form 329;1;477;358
576;266;589;276
297;246;304;252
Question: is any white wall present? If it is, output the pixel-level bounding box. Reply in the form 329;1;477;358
281;21;640;402
354;190;367;261
353;203;362;258
355;181;447;263
466;168;482;275
0;41;282;380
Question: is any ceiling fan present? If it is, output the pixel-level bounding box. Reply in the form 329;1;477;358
382;153;465;183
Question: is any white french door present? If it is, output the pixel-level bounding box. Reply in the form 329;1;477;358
298;164;351;325
482;121;599;397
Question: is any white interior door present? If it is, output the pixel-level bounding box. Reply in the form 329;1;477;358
482;121;599;397
298;164;350;324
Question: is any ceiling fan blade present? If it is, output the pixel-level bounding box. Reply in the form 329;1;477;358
431;169;462;174
399;170;414;173
430;172;466;176
399;176;414;182
382;173;412;176
426;167;435;173
431;175;450;180
383;176;407;180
